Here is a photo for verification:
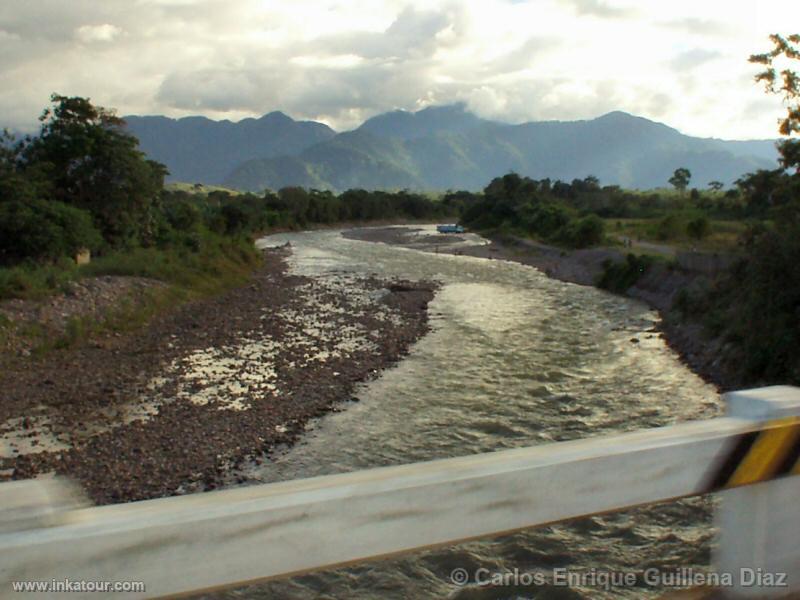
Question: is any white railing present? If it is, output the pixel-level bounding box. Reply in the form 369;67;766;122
1;386;799;599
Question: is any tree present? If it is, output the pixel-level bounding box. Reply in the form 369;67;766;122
20;94;167;246
278;186;310;224
708;180;725;192
668;167;691;193
696;33;800;384
736;168;793;215
750;34;800;173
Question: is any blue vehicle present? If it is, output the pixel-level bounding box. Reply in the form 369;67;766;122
436;224;464;234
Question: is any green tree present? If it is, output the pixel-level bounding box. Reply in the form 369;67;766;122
668;167;691;193
277;186;310;224
750;33;800;173
688;34;800;385
20;94;167;246
708;180;725;192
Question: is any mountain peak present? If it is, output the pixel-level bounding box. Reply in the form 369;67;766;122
590;111;680;138
596;110;634;120
259;111;294;124
358;103;485;140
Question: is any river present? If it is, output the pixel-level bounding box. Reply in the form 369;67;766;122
207;226;721;599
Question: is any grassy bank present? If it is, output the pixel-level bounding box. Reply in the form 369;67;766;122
0;232;260;301
0;233;262;356
606;217;749;253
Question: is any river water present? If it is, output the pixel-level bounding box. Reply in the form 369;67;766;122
210;226;721;599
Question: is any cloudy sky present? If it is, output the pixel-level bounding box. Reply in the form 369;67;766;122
1;0;798;139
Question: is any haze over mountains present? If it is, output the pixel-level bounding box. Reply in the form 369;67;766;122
124;104;779;192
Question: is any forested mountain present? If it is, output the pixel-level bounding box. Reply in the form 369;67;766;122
123;112;336;185
125;105;778;191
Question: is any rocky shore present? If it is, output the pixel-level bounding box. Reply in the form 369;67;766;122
343;226;734;391
0;245;437;504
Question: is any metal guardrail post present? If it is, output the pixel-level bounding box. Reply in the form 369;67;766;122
715;386;800;597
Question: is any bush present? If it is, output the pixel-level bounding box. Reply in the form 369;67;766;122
597;253;654;293
672;276;713;318
0;259;78;299
523;203;571;238
163;198;202;232
687;216;710;240
559;214;605;248
219;203;250;235
0;199;102;264
710;226;800;383
654;214;681;241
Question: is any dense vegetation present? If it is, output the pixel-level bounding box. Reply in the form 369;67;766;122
161;186;454;239
670;34;800;385
0;95;260;301
452;173;606;248
447;167;761;250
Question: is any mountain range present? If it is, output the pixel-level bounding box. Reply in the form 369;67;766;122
123;104;779;192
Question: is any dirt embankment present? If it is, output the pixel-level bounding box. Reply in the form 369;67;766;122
345;226;735;390
0;246;437;504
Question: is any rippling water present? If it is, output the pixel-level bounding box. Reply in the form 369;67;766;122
207;226;721;599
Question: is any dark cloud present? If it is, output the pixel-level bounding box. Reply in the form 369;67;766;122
0;1;120;42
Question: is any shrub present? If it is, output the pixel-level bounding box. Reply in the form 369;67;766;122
163;198;202;232
654;214;681;241
559;214;605;248
596;253;654;293
523;203;571;238
687;216;710;240
0;199;102;265
712;226;800;383
0;259;78;299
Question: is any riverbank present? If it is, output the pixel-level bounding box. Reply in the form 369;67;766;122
343;226;734;391
0;245;437;504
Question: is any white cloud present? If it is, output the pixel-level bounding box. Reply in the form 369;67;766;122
560;0;635;19
669;48;722;71
75;23;122;43
0;0;799;138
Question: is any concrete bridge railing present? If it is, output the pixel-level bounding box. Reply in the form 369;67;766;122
1;386;799;598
